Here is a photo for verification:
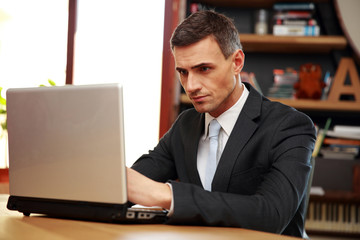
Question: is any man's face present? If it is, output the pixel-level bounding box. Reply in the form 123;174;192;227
174;36;244;117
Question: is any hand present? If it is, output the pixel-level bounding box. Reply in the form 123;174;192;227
126;167;172;209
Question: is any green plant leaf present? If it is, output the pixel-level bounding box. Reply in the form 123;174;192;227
0;87;6;106
1;122;6;131
48;79;56;86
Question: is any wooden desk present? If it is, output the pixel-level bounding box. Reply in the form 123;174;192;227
0;194;301;240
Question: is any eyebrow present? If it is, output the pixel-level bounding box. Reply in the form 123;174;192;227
191;63;210;69
176;63;211;72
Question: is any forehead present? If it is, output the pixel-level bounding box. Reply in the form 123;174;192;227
173;36;225;68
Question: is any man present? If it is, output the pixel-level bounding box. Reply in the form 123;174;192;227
127;10;316;238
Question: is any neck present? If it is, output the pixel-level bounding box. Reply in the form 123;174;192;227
210;80;244;118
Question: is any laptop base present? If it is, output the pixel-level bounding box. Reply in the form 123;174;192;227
7;195;168;224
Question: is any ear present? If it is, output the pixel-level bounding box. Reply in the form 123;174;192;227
233;49;245;75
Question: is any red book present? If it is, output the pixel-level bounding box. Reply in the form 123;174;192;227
323;138;360;146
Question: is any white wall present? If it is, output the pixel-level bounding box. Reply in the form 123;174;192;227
73;0;165;166
0;0;68;168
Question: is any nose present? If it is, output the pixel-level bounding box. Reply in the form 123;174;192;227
185;72;201;94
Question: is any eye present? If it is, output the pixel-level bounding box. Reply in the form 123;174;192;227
199;66;211;72
177;69;188;76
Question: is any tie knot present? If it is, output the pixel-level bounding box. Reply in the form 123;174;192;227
208;119;221;138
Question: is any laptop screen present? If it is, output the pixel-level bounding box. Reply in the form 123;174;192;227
6;84;127;204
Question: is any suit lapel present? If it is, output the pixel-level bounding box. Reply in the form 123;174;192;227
212;84;262;192
183;112;204;187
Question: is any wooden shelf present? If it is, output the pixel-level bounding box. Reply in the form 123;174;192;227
181;94;360;112
240;34;347;53
197;0;329;8
269;98;360;112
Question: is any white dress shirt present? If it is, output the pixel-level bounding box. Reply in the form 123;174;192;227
197;84;249;188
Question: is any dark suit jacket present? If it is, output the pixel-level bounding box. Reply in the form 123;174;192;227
132;83;316;238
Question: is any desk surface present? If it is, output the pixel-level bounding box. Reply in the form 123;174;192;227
0;194;301;240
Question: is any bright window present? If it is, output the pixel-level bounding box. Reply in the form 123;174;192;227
0;0;165;168
74;0;165;166
0;0;68;168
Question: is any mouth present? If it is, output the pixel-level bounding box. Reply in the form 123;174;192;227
190;95;207;103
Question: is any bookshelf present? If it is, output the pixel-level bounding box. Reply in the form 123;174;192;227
180;0;360;114
181;32;354;112
172;1;360;237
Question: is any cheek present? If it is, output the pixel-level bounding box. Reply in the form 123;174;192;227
179;78;185;88
218;63;236;86
219;75;236;91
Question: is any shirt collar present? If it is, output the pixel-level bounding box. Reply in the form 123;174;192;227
204;83;249;139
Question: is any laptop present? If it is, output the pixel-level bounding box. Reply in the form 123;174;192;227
6;83;167;223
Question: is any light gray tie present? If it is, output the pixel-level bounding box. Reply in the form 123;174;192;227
204;119;221;191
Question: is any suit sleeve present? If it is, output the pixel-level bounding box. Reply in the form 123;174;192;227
166;110;316;234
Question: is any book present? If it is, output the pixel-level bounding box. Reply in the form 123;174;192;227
334;125;360;134
267;68;298;99
272;2;320;37
326;125;360;140
282;19;314;26
323;137;360;146
320;145;359;160
318;124;360;160
273;24;320;36
273;69;298;85
273;2;315;11
273;11;313;20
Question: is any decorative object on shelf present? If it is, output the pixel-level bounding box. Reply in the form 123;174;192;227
268;57;360;111
254;9;268;35
327;57;360;104
294;63;325;99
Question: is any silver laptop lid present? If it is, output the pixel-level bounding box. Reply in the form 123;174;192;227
6;84;127;204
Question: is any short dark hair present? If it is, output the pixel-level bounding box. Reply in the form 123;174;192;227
170;10;242;59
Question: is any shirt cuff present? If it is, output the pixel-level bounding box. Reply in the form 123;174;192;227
165;182;174;216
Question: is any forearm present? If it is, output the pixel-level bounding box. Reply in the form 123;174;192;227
168;146;313;233
126;167;172;209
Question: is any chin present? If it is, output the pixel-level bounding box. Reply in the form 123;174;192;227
192;104;207;113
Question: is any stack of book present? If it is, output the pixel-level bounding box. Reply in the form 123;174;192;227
318;125;360;160
267;68;298;99
240;72;263;95
272;2;320;36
